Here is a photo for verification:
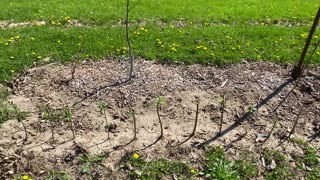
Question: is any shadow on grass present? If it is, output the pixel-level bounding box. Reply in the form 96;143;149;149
196;78;294;148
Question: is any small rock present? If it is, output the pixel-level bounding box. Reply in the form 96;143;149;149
267;160;277;170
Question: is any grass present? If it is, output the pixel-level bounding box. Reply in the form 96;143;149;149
0;87;14;124
0;1;319;82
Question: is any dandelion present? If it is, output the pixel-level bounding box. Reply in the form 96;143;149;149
171;47;177;52
246;42;250;46
30;37;35;40
77;43;81;46
32;52;36;55
51;21;56;25
57;40;61;43
156;39;160;42
316;51;320;55
15;36;20;39
203;47;208;50
190;169;196;174
133;153;140;159
144;29;147;32
110;45;114;48
10;56;14;59
37;55;42;59
210;52;215;56
10;70;15;73
196;46;201;49
22;175;29;180
57;22;61;26
140;27;145;31
5;42;9;46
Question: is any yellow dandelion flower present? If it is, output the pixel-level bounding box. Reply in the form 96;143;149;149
10;69;15;73
15;36;20;39
116;48;120;52
57;40;61;43
190;169;196;174
37;55;42;59
10;56;14;59
30;37;35;40
196;46;201;49
203;47;208;50
210;53;215;56
171;47;177;52
140;27;145;31
57;22;61;26
133;153;140;159
32;52;36;55
5;42;9;46
156;39;160;41
22;175;29;180
51;21;55;25
77;43;81;46
144;29;147;32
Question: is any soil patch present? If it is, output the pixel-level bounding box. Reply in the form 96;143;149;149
0;59;319;179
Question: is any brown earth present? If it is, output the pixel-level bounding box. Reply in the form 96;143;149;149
0;58;319;179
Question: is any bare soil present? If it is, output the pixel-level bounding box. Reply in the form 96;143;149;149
0;59;319;179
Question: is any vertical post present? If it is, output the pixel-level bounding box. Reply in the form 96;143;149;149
291;7;320;80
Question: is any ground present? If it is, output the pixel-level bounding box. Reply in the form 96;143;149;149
0;59;319;179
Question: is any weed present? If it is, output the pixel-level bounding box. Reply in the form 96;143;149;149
46;171;71;180
0;88;14;124
292;138;320;179
262;148;294;179
63;107;75;139
79;152;109;178
156;96;166;139
11;103;30;142
201;146;239;179
97;102;110;139
123;152;189;179
41;105;64;140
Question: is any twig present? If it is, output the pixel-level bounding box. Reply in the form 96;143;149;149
125;0;134;80
262;118;278;144
131;108;137;140
157;104;164;139
219;94;226;135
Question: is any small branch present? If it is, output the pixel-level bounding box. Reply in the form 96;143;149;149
191;103;199;137
104;109;110;140
262;118;278;144
157;105;164;139
219;94;226;135
132;108;137;140
125;0;134;80
21;120;28;142
287;107;303;139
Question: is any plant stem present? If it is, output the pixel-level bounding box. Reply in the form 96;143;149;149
132;108;137;140
191;103;199;137
157;105;164;139
287;107;303;139
125;0;134;80
263;118;277;144
21;120;28;142
50;120;55;140
104;110;110;139
219;94;226;135
70;119;75;140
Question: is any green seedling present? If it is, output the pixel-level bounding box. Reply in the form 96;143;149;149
79;152;109;178
156;96;166;139
97;102;110;139
64;107;75;140
247;106;257;113
218;94;226;135
11;103;30;142
46;171;72;180
42;105;63;140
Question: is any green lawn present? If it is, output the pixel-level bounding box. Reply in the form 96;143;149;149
0;0;319;82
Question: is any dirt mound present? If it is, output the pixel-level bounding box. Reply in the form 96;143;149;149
0;59;319;179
